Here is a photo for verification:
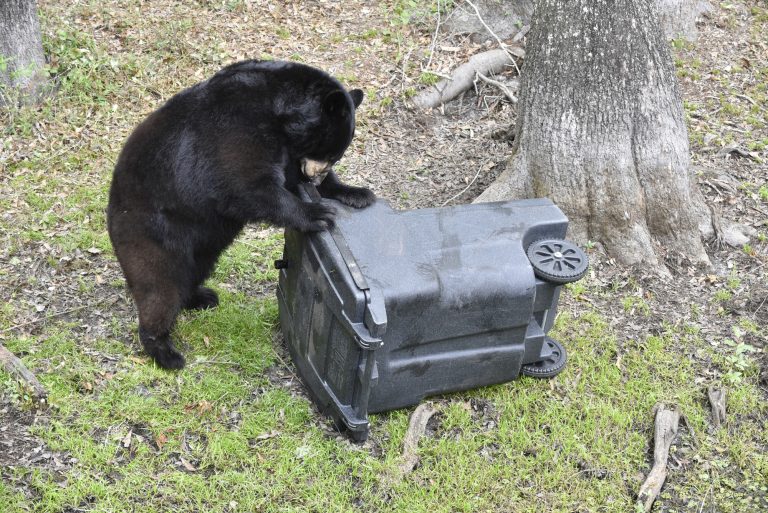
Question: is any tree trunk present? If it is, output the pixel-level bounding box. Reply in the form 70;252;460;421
0;0;47;106
475;0;712;267
442;0;709;43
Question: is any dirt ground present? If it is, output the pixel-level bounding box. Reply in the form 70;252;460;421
1;0;766;510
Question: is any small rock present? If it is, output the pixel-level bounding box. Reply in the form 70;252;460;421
722;224;754;247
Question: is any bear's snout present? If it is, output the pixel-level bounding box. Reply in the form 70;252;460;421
301;158;331;184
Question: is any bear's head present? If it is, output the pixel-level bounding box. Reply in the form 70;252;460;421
300;88;364;185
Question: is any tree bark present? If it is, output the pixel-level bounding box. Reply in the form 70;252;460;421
475;0;712;267
657;0;712;41
442;0;535;43
0;0;47;106
443;0;710;43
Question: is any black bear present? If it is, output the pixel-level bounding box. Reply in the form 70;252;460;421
107;60;375;369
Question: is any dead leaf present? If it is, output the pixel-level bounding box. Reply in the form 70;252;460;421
185;400;213;415
198;400;212;414
121;430;132;448
254;430;279;442
155;433;167;450
180;457;196;472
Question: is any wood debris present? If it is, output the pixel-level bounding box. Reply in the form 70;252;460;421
636;404;681;513
0;343;47;403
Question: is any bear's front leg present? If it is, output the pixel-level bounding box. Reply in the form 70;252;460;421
317;170;375;209
227;187;338;232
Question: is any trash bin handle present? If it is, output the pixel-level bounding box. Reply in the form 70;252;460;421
297;183;371;293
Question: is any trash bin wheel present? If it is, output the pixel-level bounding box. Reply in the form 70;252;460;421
521;337;568;378
527;239;588;284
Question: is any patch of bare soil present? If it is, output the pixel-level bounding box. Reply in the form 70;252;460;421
350;102;513;211
0;406;73;502
0;245;138;372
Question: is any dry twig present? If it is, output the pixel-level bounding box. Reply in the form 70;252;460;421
424;0;442;72
511;25;530;43
441;159;491;207
707;387;727;428
636;404;681;512
0;294;123;335
464;0;521;74
0;343;47;402
398;403;438;474
475;72;518;103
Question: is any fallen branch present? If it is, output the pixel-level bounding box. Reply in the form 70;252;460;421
398;403;438;474
636;404;681;512
707;387;726;428
413;48;522;109
0;343;47;402
384;403;438;486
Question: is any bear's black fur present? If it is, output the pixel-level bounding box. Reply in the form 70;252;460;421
107;60;374;369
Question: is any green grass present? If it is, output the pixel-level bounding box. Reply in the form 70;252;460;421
1;1;767;512
3;286;767;512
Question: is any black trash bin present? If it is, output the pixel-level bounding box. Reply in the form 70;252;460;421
276;184;588;441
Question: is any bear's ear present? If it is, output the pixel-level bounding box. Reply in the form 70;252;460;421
323;90;349;117
349;89;364;109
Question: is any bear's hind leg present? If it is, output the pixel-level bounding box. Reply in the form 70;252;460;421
137;287;185;370
117;240;188;369
139;328;185;369
184;287;219;310
183;249;222;311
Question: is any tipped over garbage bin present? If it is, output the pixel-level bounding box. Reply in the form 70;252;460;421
276;184;588;441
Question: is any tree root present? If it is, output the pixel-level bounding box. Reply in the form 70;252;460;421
412;48;522;109
636;403;680;512
707;387;726;428
0;343;47;403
